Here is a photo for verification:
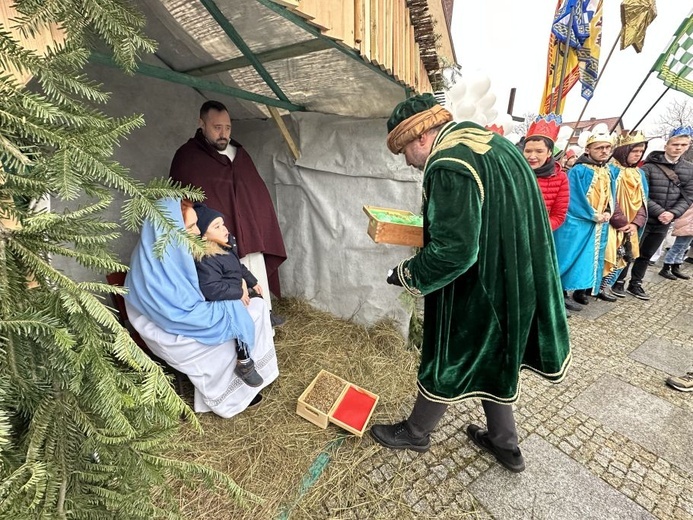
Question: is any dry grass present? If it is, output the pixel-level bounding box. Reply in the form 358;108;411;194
167;298;420;519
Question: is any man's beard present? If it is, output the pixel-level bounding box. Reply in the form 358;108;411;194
212;139;228;151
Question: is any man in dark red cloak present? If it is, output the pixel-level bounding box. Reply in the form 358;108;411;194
170;100;286;322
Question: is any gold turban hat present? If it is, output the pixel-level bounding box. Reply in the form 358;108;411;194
386;94;453;154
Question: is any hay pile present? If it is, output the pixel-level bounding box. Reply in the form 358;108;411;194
167;298;420;519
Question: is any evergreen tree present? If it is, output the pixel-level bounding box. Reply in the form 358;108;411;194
0;1;245;517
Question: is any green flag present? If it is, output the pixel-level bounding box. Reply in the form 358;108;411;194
653;11;693;96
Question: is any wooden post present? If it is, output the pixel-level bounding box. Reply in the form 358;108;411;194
267;106;300;160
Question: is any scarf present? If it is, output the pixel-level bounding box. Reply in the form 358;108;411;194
534;157;556;178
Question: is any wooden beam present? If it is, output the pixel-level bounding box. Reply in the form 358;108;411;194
267;106;300;160
89;52;304;111
183;38;331;76
199;0;291;103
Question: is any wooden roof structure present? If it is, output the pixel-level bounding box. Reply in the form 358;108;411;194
86;0;456;121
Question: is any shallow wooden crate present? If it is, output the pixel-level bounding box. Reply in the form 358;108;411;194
296;369;379;437
296;369;348;429
363;205;423;247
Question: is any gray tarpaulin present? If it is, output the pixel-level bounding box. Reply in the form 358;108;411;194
235;112;423;334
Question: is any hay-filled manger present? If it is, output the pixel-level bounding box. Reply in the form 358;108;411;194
163;297;424;519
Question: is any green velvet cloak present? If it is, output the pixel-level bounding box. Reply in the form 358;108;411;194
400;121;571;403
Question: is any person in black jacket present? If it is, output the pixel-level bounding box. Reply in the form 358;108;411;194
616;127;693;300
194;203;265;387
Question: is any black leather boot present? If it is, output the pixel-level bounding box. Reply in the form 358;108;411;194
671;264;691;280
659;264;677;280
572;289;589;305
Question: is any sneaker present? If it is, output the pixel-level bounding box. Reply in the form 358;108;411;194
626;284;651;301
466;424;525;473
235;359;264;387
666;372;693;392
370;421;431;452
270;312;285;328
611;282;626;298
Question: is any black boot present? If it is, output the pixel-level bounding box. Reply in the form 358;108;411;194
572;289;589;305
659;263;677;280
671;264;691;280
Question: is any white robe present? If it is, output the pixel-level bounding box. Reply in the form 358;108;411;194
125;297;279;418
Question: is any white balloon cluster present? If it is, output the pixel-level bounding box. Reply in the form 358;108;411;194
444;71;514;136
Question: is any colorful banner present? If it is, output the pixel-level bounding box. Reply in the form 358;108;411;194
540;0;601;114
576;0;603;101
652;10;693;97
540;0;580;115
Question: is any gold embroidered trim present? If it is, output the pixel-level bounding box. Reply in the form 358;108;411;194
426;157;485;205
397;258;422;297
416;350;572;404
427;126;494;158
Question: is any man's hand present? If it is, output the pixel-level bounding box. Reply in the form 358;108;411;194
386;267;402;286
658;211;674;225
599;212;611;223
252;284;263;296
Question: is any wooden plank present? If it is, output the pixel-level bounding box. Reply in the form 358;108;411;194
384;0;393;74
267;105;300;160
392;0;401;81
354;0;363;48
272;0;300;8
404;6;411;86
369;0;378;63
362;0;371;59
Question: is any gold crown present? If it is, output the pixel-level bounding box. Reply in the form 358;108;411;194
616;130;647;148
586;131;613;147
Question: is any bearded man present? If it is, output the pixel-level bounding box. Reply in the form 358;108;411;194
170;101;286;324
369;94;571;473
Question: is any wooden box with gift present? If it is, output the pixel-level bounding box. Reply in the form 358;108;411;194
363;205;423;248
296;370;379;437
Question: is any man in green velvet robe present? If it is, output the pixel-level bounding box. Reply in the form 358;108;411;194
370;94;571;473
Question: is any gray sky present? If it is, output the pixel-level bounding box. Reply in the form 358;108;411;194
451;1;691;136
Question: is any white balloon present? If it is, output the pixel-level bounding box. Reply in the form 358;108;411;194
504;132;522;144
468;75;491;99
472;112;488;127
484;108;498;123
447;81;467;104
495;113;515;136
557;126;573;141
477;92;496;110
453;101;476;119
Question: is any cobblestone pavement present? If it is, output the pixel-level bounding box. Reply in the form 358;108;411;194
302;263;693;519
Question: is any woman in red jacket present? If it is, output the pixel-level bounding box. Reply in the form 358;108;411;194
523;114;574;312
522;115;570;231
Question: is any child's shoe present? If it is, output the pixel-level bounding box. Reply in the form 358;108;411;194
235;359;264;387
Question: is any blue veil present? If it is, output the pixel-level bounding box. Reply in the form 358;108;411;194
124;198;255;348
